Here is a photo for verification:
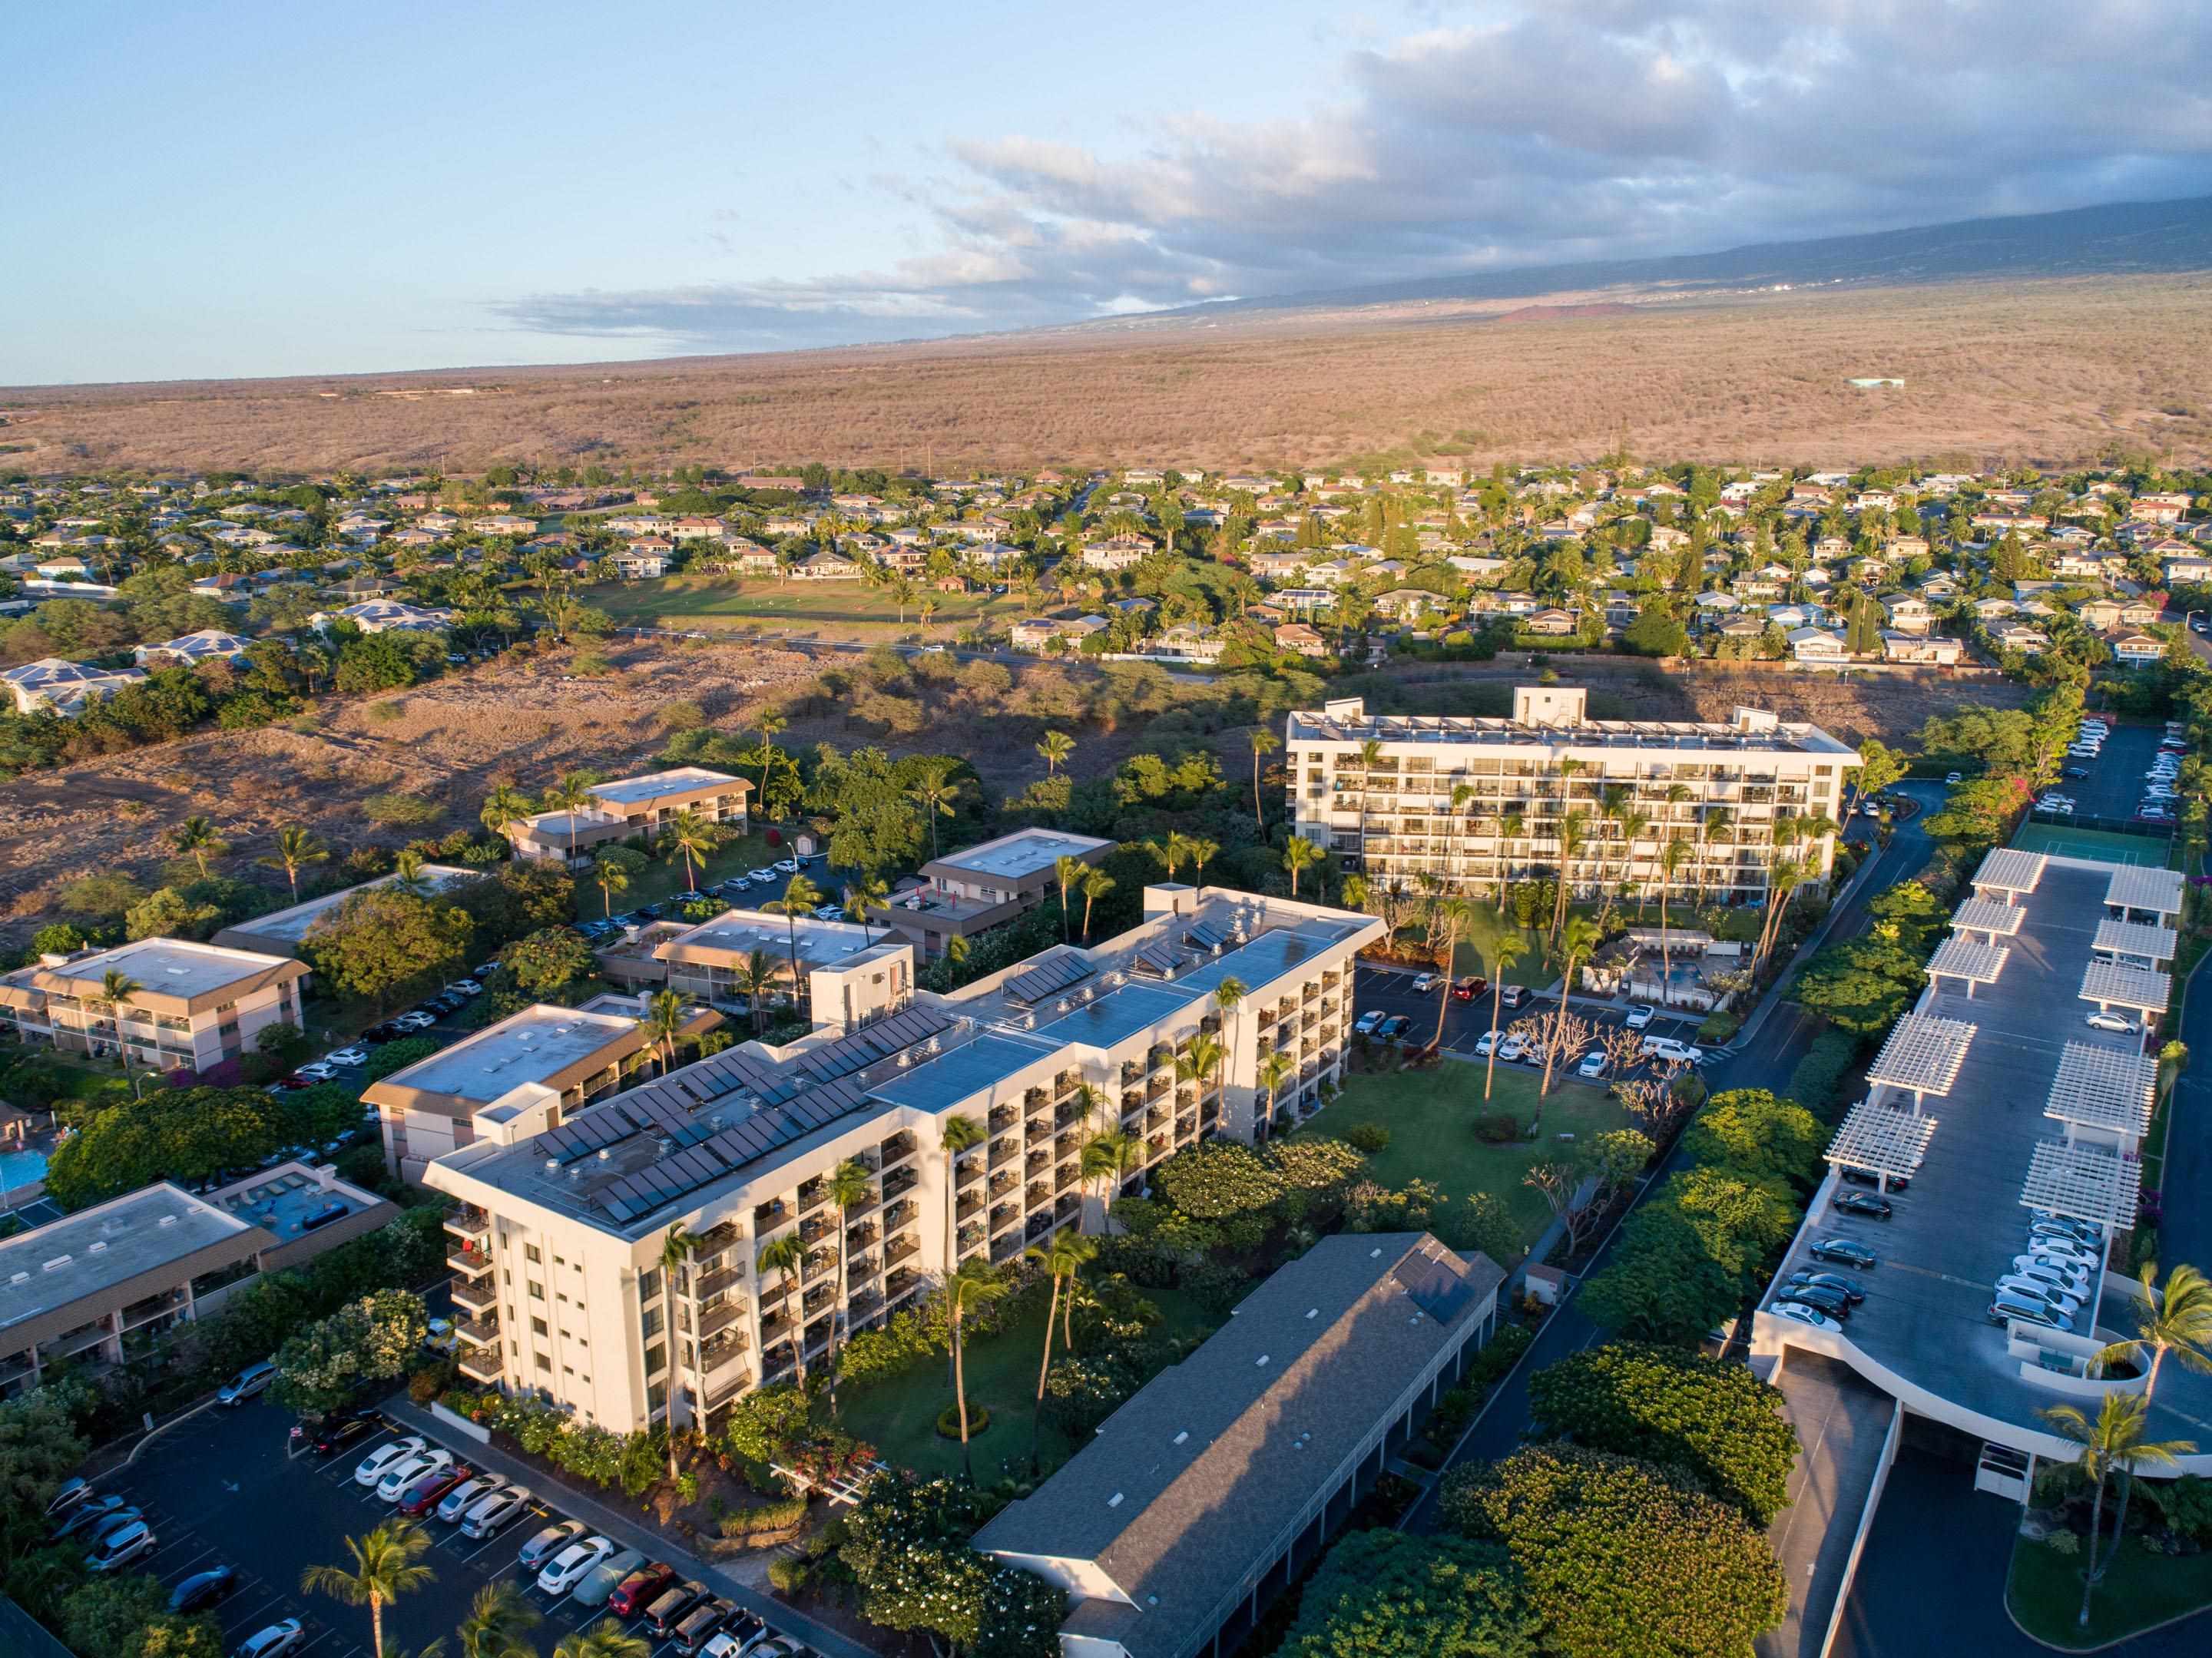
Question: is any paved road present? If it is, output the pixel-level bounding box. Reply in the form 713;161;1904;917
2159;908;2210;1274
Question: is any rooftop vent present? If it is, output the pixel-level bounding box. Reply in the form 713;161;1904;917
1172;1430;1189;1445
8;1271;27;1285
86;1241;105;1253
41;1255;71;1271
1255;1354;1270;1368
1107;1492;1124;1508
545;1159;561;1173
598;1148;613;1162
158;1215;177;1226
1056;999;1071;1014
896;1052;912;1069
927;1035;942;1054
1305;1307;1319;1319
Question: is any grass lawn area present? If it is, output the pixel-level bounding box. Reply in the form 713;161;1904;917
2010;822;2171;867
838;1286;1224;1484
1439;902;1750;987
569;829;782;922
2007;1530;2212;1648
1303;1064;1629;1257
584;575;1022;640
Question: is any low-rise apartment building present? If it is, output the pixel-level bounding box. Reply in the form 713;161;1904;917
505;767;751;862
596;908;912;1034
0;938;308;1071
1286;687;1858;904
873;828;1115;958
213;864;478;959
422;885;1379;1434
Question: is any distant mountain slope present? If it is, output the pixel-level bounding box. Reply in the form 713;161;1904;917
1171;195;2212;319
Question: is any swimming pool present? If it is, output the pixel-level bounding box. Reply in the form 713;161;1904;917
0;1147;48;1192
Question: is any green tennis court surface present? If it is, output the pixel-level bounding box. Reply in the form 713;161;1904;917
2009;822;2171;865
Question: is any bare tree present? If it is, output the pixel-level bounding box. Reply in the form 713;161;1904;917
1598;1024;1644;1079
1617;1061;1697;1139
1509;1011;1593;1081
1525;1157;1596;1254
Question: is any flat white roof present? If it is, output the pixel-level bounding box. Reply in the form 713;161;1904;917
1971;848;2047;896
2079;958;2171;1014
1825;1101;1940;1180
232;865;475;944
1926;937;2009;985
2104;864;2185;915
935;828;1114;882
2092;918;2177;964
588;766;743;807
0;1184;254;1328
40;938;290;1001
2019;1140;2143;1227
374;1005;638;1104
1865;1014;1977;1097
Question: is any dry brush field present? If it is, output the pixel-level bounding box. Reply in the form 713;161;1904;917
8;275;2212;476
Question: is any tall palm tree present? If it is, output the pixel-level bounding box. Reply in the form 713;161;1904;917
1614;807;1652;920
1210;976;1247;1117
751;710;788;812
1353;737;1385;871
1185;837;1220;887
1551;806;1589;948
940;1113;986;1272
1249;728;1280;835
1541;916;1602;1097
456;1579;541;1658
767;873;824;1015
906;767;962;861
1482;930;1526;1103
100;969;143;1073
657;1223;700;1477
2041;1395;2194;1629
259;825;329;900
2100;1262;2212;1400
1080;868;1115;944
1036;730;1075;776
945;1256;1012;1482
1081;1126;1134;1228
1499;812;1526;887
823;1156;876;1412
172;815;227;879
729;948;773;1034
479;785;531;842
592;852;631;920
757;1233;808;1388
1174;1036;1221;1135
1699;806;1736;909
1053;856;1087;944
1282;836;1322;898
552;1621;651;1658
661;809;719;893
1025;1228;1099;1473
844;875;890;945
1145;831;1190;881
641;989;686;1074
1429;898;1475;1047
1657;835;1691;1004
1256;1049;1296;1133
300;1519;436;1658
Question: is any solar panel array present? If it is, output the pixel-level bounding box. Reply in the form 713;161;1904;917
1186;918;1237;951
1132;941;1185;977
596;1081;878;1223
535;1093;719;1167
1004;954;1094;1004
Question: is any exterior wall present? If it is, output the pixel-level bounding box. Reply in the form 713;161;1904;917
7;976;303;1072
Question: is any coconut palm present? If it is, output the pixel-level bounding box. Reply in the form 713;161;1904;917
300;1519;436;1658
1482;929;1527;1103
1174;1037;1222;1137
1657;834;1691;1004
1080;868;1115;944
1283;836;1323;898
456;1578;541;1658
823;1156;876;1411
1210;975;1247;1118
1081;1125;1134;1226
945;1256;1012;1482
1429;898;1475;1047
592;852;631;919
1257;1049;1296;1133
1353;737;1385;868
1539;916;1602;1097
1249;728;1280;835
552;1622;651;1658
1054;855;1087;944
750;709;788;807
1036;730;1075;776
388;848;432;898
1185;837;1220;887
843;875;890;945
2041;1394;2194;1628
641;989;686;1074
767;873;825;1014
1144;831;1190;881
660;809;720;892
2099;1262;2212;1400
657;1223;700;1476
730;947;774;1034
1026;1228;1099;1472
478;785;531;842
99;969;143;1073
1551;806;1589;947
757;1233;808;1388
171;814;227;879
259;825;329;900
940;1113;986;1272
906;766;962;860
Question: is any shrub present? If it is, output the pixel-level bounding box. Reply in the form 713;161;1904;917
936;1403;991;1438
1344;1122;1392;1153
368;701;406;723
1785;1028;1860;1118
363;792;443;828
1695;1009;1741;1044
1473;1112;1522;1144
720;1495;810;1543
767;1556;811;1594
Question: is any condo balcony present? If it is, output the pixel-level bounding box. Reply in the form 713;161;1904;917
879;1131;918;1167
458;1348;504;1385
446;1243;494;1279
450;1278;496;1315
882;1167;919;1203
884;1234;920;1269
697;1299;743;1340
455;1315;500;1348
445;1207;491;1246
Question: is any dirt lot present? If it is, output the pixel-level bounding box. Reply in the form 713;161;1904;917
8;274;2210;474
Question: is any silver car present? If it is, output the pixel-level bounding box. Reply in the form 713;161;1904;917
461;1485;533;1540
518;1519;586;1574
435;1474;502;1524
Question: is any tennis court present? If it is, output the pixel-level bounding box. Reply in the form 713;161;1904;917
2009;822;2170;865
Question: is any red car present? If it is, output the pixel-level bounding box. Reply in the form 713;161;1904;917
1452;976;1487;1002
608;1561;679;1619
396;1464;473;1518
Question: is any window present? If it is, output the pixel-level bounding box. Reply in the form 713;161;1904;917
639;1266;662;1302
525;1244;541;1263
647;1379;667;1413
645;1342;666;1378
641;1306;664;1341
535;1352;551;1372
531;1317;548;1337
528;1280;545;1301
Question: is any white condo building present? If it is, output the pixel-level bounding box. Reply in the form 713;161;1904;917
1286;687;1859;904
425;885;1380;1435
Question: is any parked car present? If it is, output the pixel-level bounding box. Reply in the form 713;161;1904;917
434;1474;502;1524
1498;985;1528;1009
644;1578;711;1634
1767;1302;1842;1332
571;1547;648;1608
1376;1014;1412;1042
811;904;846;922
1639;1036;1704;1065
296;1061;339;1082
53;1496;133;1541
700;1623;770;1658
217;1360;278;1405
1988;1292;2071;1332
1833;1192;1893;1220
536;1537;618;1597
1839;1165;1909;1193
354;1437;426;1487
2062;767;2089;779
376;1448;454;1501
1783;1270;1866;1304
391;1011;437;1032
518;1520;588;1574
1411;972;1439;993
675;1601;745;1656
85;1521;157;1573
233;1620;308;1658
171;1565;240;1614
396;1463;471;1516
609;1561;680;1619
2085;1011;2141;1034
775;858;800;874
1473;1031;1501;1056
1624;1004;1657;1029
1353;1011;1385;1036
293;1406;379;1456
1452;976;1485;1001
460;1485;533;1539
1495;1033;1530;1062
44;1478;91;1520
1995;1275;2083;1314
1783;1284;1852;1321
326;1045;369;1067
1810;1237;1879;1269
1576;1050;1608;1079
1945;771;1963;784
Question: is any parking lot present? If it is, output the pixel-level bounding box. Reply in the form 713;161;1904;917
2041;718;2171;823
98;1398;839;1658
1350;962;1714;1077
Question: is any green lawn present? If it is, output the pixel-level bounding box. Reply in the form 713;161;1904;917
583;575;1022;639
2007;1530;2212;1648
837;1286;1223;1484
1302;1064;1630;1257
571;829;783;922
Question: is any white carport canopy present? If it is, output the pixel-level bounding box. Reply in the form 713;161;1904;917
2104;864;2184;919
1971;847;2047;903
2020;1140;2143;1229
1825;1100;1939;1188
2043;1042;2158;1140
2092;918;2177;968
1926;936;2008;996
2079;958;2171;1016
1865;1014;1976;1113
1951;898;2026;942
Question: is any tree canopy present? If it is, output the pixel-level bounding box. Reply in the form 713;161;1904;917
1281;1529;1540;1658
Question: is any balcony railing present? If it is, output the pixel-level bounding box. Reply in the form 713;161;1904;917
446;1243;494;1279
450;1279;496;1315
697;1299;742;1339
885;1236;921;1269
458;1348;504;1384
445;1207;491;1245
455;1315;500;1347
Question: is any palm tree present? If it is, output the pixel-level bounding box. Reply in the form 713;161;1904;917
844;875;890;945
730;947;773;1034
1145;831;1190;881
552;1621;651;1658
767;873;824;1015
1283;836;1323;898
389;848;432;898
1210;976;1248;1119
1353;737;1386;869
1036;730;1075;776
823;1156;876;1411
661;809;719;893
479;784;531;842
1541;916;1602;1097
751;710;788;812
1429;898;1475;1047
99;969;143;1073
259;825;329;900
940;1113;986;1272
456;1579;541;1658
1256;1049;1296;1133
300;1520;436;1658
2041;1394;2194;1628
1185;838;1220;887
1699;806;1735;909
641;989;686;1074
1551;806;1589;948
945;1256;1012;1481
592;852;631;920
1026;1228;1099;1473
1080;868;1115;944
1174;1035;1222;1136
1053;855;1087;944
1657;835;1691;1005
657;1223;700;1477
1250;728;1280;836
757;1233;808;1388
2100;1262;2212;1399
172;814;227;879
906;766;962;861
1482;930;1526;1103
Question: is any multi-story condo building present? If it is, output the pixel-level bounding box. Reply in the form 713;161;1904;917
876;827;1116;959
505;766;751;862
0;938;309;1071
1286;687;1859;904
423;885;1378;1435
596;908;914;1034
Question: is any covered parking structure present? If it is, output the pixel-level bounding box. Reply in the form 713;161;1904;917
1864;1014;1976;1117
1970;848;2046;905
1824;1100;1940;1195
2042;1042;2157;1152
1925;936;2008;1000
1949;898;2026;945
2103;863;2184;925
2078;958;2171;1026
2091;917;2177;970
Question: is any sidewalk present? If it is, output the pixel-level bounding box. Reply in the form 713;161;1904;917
383;1399;875;1658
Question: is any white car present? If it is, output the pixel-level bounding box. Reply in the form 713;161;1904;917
517;1519;588;1572
1577;1050;1608;1079
537;1536;618;1597
1996;1275;2084;1313
392;1011;438;1032
1412;973;1439;993
234;1621;307;1658
460;1485;533;1540
434;1474;502;1524
775;858;800;874
2085;1011;2141;1034
2010;1259;2091;1297
297;1061;339;1082
444;980;484;998
1640;1036;1705;1066
1353;1010;1386;1036
326;1046;369;1067
1472;1030;1500;1056
2017;1249;2099;1280
1768;1301;1841;1332
376;1448;453;1501
1624;1004;1657;1030
353;1437;426;1488
85;1521;157;1572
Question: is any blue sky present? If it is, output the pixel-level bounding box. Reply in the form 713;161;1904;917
8;0;2211;385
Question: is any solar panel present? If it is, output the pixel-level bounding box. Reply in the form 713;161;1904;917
1004;954;1094;1004
1186;919;1235;950
1133;941;1184;976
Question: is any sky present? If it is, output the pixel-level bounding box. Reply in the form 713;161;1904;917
8;0;2212;386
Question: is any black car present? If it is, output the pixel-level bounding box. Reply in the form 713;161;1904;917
1782;1284;1851;1321
364;1021;402;1043
1833;1192;1893;1220
1839;1166;1909;1193
1784;1270;1866;1304
290;1405;380;1455
2062;767;2090;779
171;1565;240;1614
644;1580;711;1637
1810;1236;1879;1269
1376;1014;1412;1041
